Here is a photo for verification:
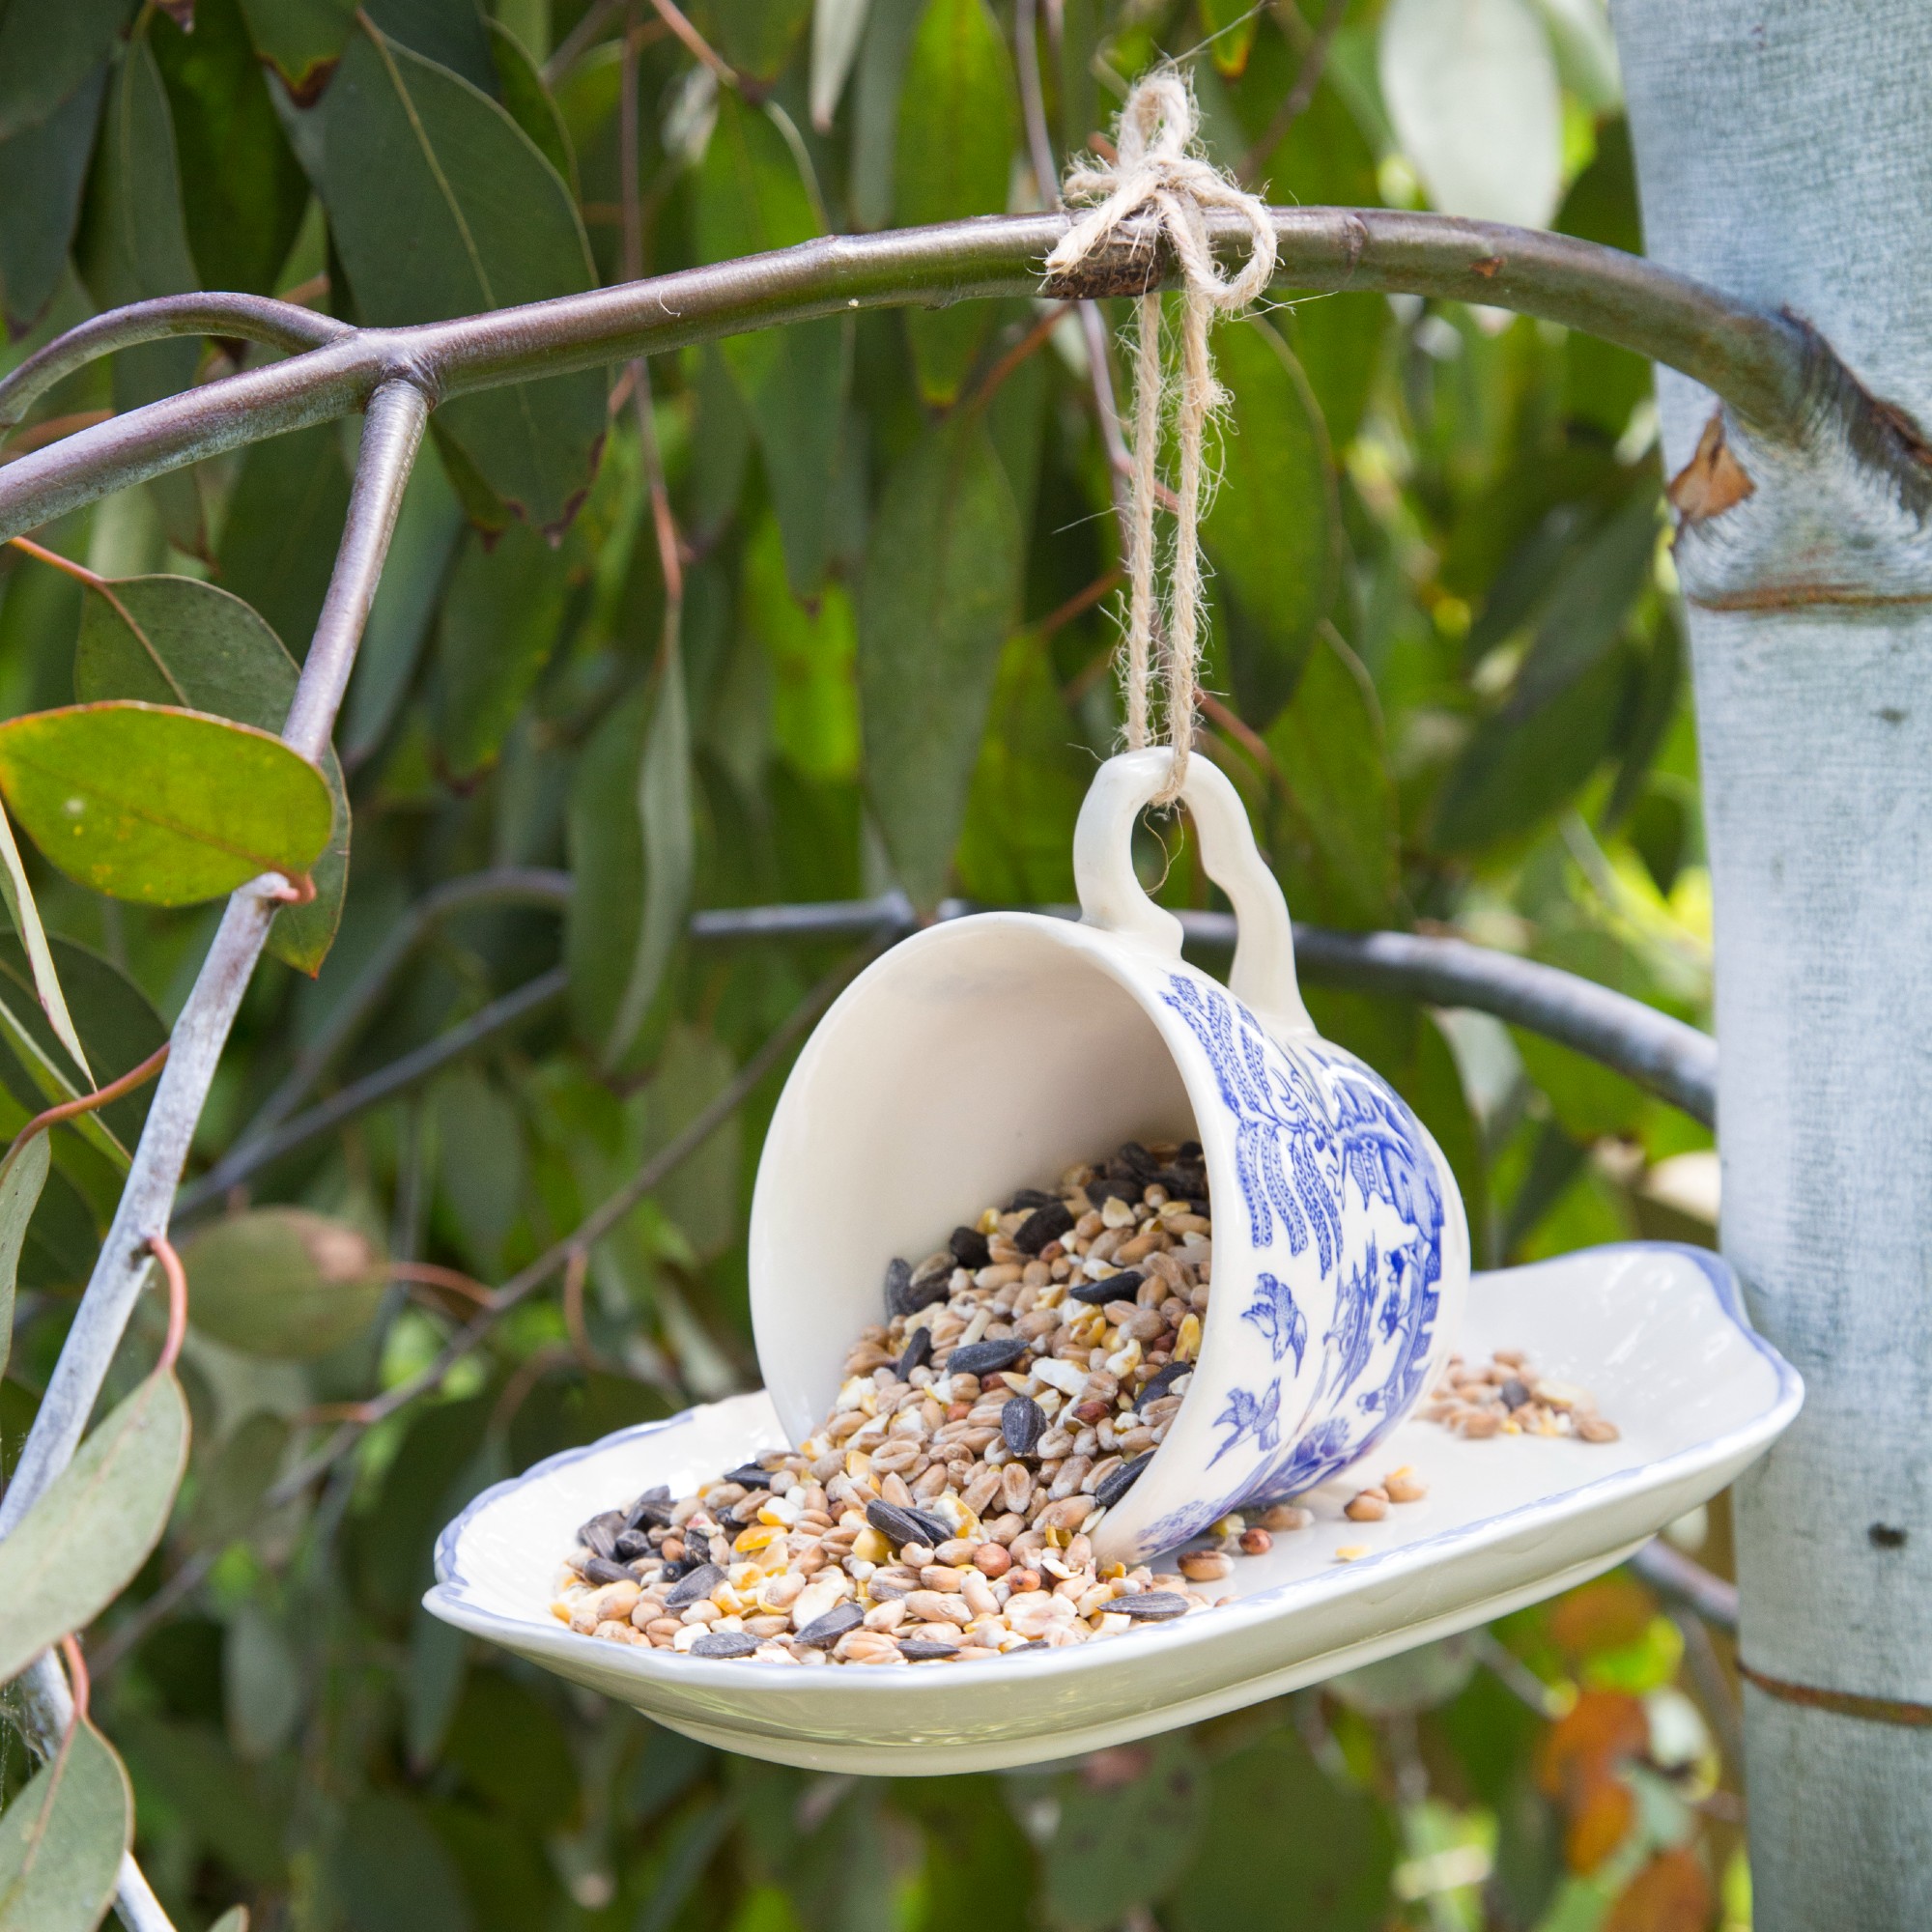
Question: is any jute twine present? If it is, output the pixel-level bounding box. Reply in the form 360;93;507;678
1045;71;1276;805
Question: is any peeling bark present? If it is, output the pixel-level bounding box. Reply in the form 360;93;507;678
1667;412;1755;523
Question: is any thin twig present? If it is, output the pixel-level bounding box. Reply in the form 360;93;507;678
649;0;733;82
147;1235;187;1373
389;1260;494;1306
1040;566;1125;642
0;409;114;462
1237;0;1349;186
969;304;1068;413
6;537;187;702
263;937;885;1507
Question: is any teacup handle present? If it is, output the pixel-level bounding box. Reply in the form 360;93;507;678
1073;749;1316;1039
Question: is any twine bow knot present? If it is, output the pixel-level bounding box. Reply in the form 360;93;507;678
1045;71;1276;804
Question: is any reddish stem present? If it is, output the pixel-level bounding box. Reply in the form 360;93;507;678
4;1040;170;1167
148;1233;187;1374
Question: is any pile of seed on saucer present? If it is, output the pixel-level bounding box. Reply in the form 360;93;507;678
1420;1349;1621;1443
551;1139;1291;1665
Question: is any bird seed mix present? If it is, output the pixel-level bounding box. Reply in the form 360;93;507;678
552;1140;1273;1664
550;1151;1619;1663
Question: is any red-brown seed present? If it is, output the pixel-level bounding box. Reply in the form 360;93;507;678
1237;1528;1272;1555
973;1543;1011;1577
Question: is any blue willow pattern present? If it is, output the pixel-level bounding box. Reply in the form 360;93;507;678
1151;975;1448;1537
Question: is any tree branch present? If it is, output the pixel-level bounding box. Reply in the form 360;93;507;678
0;379;430;1546
688;896;1718;1125
1;211;1903;545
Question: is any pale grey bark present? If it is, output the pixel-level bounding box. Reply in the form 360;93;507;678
1615;3;1932;1922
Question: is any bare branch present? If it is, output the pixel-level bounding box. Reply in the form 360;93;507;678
0;379;430;1545
688;896;1719;1125
0;210;1889;546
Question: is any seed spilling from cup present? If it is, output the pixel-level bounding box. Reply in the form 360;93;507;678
552;1141;1293;1663
1419;1349;1620;1442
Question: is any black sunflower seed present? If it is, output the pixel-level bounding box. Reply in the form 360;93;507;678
664;1562;725;1607
898;1639;958;1660
949;1224;991;1270
796;1602;866;1647
867;1499;952;1551
883;1257;912;1316
722;1463;773;1490
1068;1268;1143;1306
613;1528;653;1561
1135;1360;1194;1408
1086;1176;1132;1209
581;1554;633;1586
1013;1201;1074;1254
1114;1591;1189;1621
1112;1141;1159;1182
1094;1455;1150;1507
1500;1377;1531;1410
1001;1394;1046;1456
689;1632;760;1659
945;1336;1030;1378
887;1257;951;1319
577;1510;625;1559
1005;1187;1056;1212
625;1487;674;1531
895;1325;934;1380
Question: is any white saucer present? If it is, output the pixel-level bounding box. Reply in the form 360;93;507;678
426;1243;1799;1775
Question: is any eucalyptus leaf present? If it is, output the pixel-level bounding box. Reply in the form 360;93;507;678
487;16;576;191
236;0;355;103
0;799;88;1081
77;35;205;555
365;0;498;96
858;411;1022;909
211;1909;250;1932
810;0;871;130
695;93;845;598
1264;627;1399;930
225;1602;305;1762
0;65;106;336
606;643;693;1071
187;1409;292;1549
0;0;129;141
1044;1736;1206;1932
0;935;166;1152
1433;646;1627;854
1197;0;1259;75
1379;0;1563;228
0;1365;190;1687
1205;319;1339;724
745;515;859;784
182;1208;385;1360
698;0;811;82
953;631;1086;906
433;522;571;782
1170;1732;1397;1932
154;0;310;296
215;420;353;660
893;0;1015;401
0;701;334;907
0;1130;48;1383
321;20;603;531
0;1716;132;1932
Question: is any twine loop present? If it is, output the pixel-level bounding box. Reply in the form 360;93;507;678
1045;71;1276;804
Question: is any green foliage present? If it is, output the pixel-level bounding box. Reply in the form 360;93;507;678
859;411;1022;907
0;702;333;906
0;8;1733;1930
0;1362;188;1685
0;1717;131;1932
181;1207;385;1359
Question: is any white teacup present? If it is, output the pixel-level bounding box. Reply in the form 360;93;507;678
750;749;1469;1565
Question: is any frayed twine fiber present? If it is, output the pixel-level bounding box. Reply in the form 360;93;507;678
1045;70;1275;805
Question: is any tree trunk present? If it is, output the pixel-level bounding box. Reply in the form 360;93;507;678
1614;4;1932;1923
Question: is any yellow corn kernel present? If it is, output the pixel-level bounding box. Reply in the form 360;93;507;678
853;1526;890;1564
733;1524;779;1554
1175;1313;1202;1361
